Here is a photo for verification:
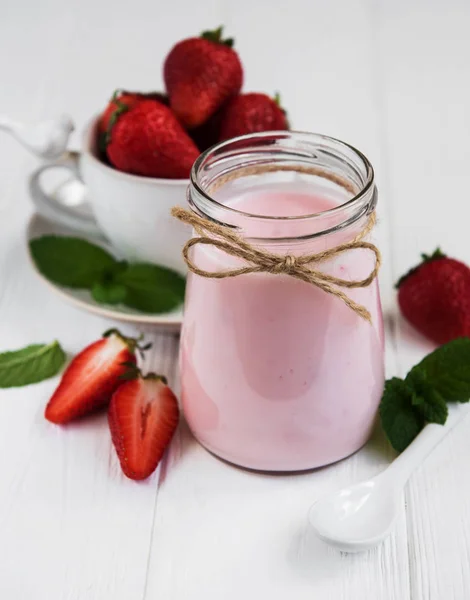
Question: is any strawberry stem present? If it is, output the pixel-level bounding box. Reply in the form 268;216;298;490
421;247;446;262
273;91;290;128
119;362;141;381
119;363;168;384
111;89;124;102
102;329;152;356
103;328;124;338
201;25;234;47
143;372;168;384
104;92;130;146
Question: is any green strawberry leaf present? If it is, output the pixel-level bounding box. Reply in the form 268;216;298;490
421;247;446;262
413;338;470;402
30;236;117;288
379;377;425;452
105;100;130;145
92;281;127;305
115;263;185;313
406;369;448;425
201;25;234;47
0;341;66;388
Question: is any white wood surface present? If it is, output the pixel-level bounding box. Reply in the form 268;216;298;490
1;1;469;598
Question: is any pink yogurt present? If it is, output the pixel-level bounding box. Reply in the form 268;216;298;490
180;184;384;471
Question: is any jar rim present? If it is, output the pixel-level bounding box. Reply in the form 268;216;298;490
189;130;376;242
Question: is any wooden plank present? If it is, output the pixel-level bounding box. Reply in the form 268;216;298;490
376;1;470;598
0;1;220;598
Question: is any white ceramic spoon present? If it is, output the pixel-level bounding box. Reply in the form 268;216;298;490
0;114;74;159
309;403;469;553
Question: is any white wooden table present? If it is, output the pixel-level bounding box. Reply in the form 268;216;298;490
1;1;470;598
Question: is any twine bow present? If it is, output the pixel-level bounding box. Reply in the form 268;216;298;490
172;206;381;322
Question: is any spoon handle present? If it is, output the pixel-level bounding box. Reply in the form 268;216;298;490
383;403;469;487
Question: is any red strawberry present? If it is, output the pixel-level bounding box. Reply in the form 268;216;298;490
108;369;179;480
45;329;146;424
100;92;142;135
99;90;169;135
397;248;470;344
218;93;289;141
189;109;223;152
106;100;199;179
164;26;243;129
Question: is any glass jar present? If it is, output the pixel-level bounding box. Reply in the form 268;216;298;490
179;132;384;471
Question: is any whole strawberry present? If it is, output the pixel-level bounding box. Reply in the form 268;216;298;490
99;90;168;135
164;26;243;129
106;100;199;179
218;93;289;141
397;249;470;344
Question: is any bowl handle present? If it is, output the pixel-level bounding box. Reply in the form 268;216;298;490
28;151;104;238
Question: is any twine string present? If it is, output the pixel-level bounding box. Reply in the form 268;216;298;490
172;164;381;322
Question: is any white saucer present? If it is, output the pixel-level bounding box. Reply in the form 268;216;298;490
26;213;183;331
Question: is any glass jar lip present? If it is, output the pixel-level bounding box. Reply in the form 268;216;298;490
189;130;375;223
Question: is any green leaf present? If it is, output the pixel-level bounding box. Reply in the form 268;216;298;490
406;369;448;425
91;281;127;305
30;235;186;315
379;377;425;452
200;25;234;47
201;25;223;43
105;100;130;145
30;236;117;288
0;341;66;388
115;263;185;313
421;247;446;262
413;338;470;402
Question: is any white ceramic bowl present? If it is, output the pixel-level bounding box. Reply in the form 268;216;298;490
29;116;190;274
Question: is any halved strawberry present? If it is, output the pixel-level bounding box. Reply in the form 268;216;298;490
108;368;179;480
45;329;148;424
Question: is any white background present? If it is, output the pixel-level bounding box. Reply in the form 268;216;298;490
1;0;470;598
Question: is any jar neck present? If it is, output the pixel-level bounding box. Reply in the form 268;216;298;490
188;131;376;243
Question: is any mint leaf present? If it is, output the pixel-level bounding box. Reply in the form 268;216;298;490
116;263;185;313
406;369;448;425
92;281;127;305
30;235;186;315
379;377;425;452
0;341;66;388
380;339;470;453
30;236;117;288
413;338;470;402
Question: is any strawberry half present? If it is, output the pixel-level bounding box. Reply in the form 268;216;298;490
45;329;148;424
397;248;470;344
108;368;179;480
